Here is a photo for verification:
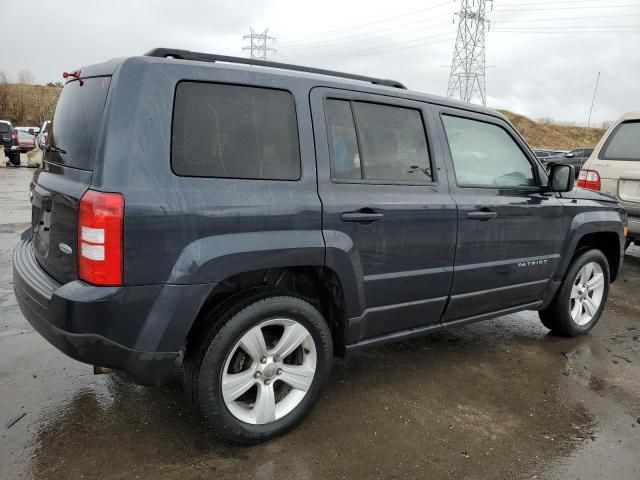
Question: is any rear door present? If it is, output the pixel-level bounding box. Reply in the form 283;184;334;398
311;88;457;343
434;107;564;321
30;76;111;283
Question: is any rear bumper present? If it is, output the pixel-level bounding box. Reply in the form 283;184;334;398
13;231;214;385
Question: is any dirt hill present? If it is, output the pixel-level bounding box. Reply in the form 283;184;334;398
0;83;61;127
500;110;605;151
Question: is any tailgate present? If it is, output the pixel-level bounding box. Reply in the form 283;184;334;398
30;76;111;284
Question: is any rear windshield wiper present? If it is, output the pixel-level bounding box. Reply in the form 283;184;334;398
44;145;67;154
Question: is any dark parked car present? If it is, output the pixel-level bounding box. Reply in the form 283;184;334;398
534;149;566;162
1;120;20;165
548;148;594;177
13;50;627;444
17;130;36;152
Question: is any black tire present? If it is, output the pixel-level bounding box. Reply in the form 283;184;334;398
10;152;20;166
190;295;332;444
539;249;610;336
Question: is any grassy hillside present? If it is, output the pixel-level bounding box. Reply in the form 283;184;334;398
0;83;61;126
500;110;605;151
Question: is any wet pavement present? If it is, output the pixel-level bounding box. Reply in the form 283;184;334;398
1;166;639;479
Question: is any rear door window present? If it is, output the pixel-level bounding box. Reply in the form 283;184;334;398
600;121;640;161
325;99;432;183
172;82;300;180
47;77;111;170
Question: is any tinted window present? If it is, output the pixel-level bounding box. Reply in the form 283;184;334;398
172;83;300;180
325;100;361;180
600;121;640;161
48;77;111;170
0;123;10;134
326;100;432;182
442;115;535;188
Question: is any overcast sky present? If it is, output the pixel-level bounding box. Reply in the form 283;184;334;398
2;0;639;124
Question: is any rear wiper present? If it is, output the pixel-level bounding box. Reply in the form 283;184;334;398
44;145;67;154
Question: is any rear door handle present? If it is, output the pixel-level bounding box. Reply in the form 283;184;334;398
341;209;384;223
467;210;497;221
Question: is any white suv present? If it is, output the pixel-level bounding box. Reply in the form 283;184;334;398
579;112;640;249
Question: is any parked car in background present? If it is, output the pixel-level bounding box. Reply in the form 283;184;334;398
0;120;20;166
16;126;40;136
35;120;51;149
534;149;555;161
17;130;36;152
547;148;593;177
13;50;627;445
579;112;640;249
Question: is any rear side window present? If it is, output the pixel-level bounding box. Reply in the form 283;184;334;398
48;77;111;170
325;99;432;183
442;115;535;188
600;121;640;161
172;83;300;180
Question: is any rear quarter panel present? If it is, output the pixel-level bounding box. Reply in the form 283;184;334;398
91;57;324;286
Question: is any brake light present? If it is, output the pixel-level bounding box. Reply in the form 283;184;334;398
78;190;124;286
577;169;601;191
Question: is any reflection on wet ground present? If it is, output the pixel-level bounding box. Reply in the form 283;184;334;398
1;167;639;479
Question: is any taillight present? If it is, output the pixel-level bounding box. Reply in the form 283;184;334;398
11;130;17;141
78;190;124;286
577;169;601;191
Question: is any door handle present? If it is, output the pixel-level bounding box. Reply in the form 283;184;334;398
467;210;497;221
341;209;384;223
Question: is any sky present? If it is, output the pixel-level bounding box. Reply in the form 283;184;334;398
2;0;639;125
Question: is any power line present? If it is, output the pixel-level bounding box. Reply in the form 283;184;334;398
278;13;453;49
447;0;492;106
242;28;276;60
278;32;456;62
493;3;640;11
274;1;452;42
278;21;453;54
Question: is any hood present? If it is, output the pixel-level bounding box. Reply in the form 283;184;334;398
569;188;618;203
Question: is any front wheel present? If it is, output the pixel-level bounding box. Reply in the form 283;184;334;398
192;295;333;444
539;249;610;336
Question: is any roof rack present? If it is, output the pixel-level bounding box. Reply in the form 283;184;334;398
144;48;407;90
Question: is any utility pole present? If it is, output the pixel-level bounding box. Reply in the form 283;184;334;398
242;28;276;60
447;0;492;106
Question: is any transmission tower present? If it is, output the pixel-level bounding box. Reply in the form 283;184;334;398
447;0;492;106
242;28;276;60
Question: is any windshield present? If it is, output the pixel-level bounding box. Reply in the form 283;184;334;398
47;76;111;170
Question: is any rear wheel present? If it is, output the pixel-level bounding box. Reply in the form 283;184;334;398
187;295;332;444
10;152;20;166
539;249;609;336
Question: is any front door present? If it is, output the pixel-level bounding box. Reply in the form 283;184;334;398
310;88;457;344
434;108;564;321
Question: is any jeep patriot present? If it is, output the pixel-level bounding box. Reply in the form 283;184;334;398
13;49;627;444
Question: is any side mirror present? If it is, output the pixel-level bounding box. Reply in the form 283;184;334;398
28;128;35;135
548;163;575;192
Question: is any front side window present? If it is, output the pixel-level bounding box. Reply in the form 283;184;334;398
172;83;301;179
325;99;432;183
442;115;535;188
600;121;640;161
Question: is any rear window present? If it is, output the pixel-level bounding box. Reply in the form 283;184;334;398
171;82;300;180
0;123;10;134
600;121;640;161
47;77;111;170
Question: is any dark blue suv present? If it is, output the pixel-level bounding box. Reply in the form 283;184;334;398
13;49;627;444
